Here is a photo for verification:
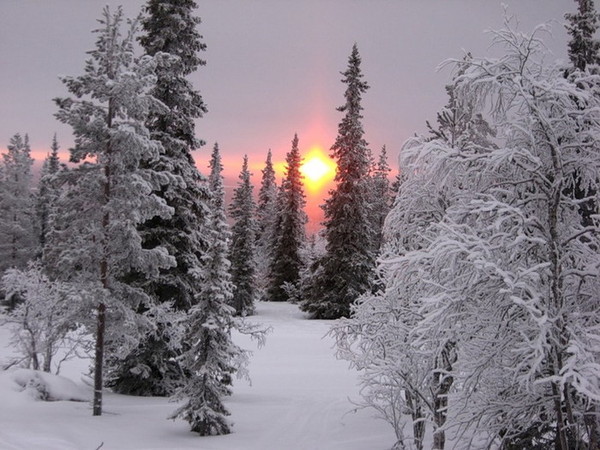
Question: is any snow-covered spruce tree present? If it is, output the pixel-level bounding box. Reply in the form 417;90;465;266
332;57;497;450
566;0;600;71
255;149;279;298
36;134;63;255
229;155;258;316
266;134;307;302
170;142;238;435
301;44;375;319
137;0;209;312
106;0;211;397
52;7;175;416
564;0;600;234
370;145;392;256
0;133;36;276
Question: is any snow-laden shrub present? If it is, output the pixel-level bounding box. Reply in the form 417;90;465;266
1;262;86;373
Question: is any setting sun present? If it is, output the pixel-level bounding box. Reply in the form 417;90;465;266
300;147;336;191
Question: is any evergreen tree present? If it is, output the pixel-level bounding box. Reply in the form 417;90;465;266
36;134;63;255
0;133;35;275
336;23;600;449
255;149;278;297
229;155;257;316
370;145;392;254
301;44;375;319
566;0;600;71
52;7;175;415
208;143;227;221
333;55;497;450
564;0;600;231
266;134;307;302
170;142;239;436
107;0;211;396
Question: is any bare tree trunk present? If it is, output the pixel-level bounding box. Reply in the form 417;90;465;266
405;390;424;450
43;313;54;372
546;135;570;450
11;213;17;266
24;306;39;370
30;347;39;371
432;342;455;450
43;346;52;373
552;381;568;450
584;404;600;449
92;301;106;416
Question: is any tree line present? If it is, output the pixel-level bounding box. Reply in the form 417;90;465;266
0;0;393;437
3;0;598;447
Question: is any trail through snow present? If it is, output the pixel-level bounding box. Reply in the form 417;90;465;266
0;302;395;450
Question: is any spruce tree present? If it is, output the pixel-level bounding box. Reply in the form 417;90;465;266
266;134;307;302
566;0;600;71
52;7;175;415
107;0;211;396
229;155;257;316
170;142;238;436
565;0;600;230
36;134;63;255
0;133;36;275
301;44;375;319
370;145;392;255
255;149;278;297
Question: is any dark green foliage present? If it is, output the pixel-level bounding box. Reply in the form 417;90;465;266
36;134;63;257
564;0;600;233
169;142;238;436
301;44;375;319
255;149;279;296
0;133;35;274
107;0;210;396
370;146;392;254
137;0;209;312
229;155;257;316
566;0;600;71
266;134;307;302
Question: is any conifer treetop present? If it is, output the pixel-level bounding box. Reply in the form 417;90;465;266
209;142;225;211
140;0;207;149
258;149;277;210
566;0;600;70
337;43;369;116
140;0;206;75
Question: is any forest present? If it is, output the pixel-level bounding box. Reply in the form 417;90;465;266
0;0;599;449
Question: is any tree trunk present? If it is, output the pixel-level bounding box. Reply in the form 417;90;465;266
30;347;39;371
552;381;568;450
405;389;424;450
432;342;455;450
93;98;113;416
11;213;17;266
92;301;106;416
43;346;52;373
43;314;54;372
584;404;600;449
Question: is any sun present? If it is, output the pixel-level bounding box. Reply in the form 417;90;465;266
300;147;336;191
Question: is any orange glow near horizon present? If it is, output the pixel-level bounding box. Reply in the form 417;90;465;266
300;146;336;193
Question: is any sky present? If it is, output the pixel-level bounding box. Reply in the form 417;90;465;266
0;0;573;228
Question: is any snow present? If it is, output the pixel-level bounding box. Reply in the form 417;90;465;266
0;302;395;450
8;369;89;402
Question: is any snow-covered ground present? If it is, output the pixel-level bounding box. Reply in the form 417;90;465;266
0;302;395;450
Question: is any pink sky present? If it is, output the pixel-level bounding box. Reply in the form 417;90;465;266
3;0;571;230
